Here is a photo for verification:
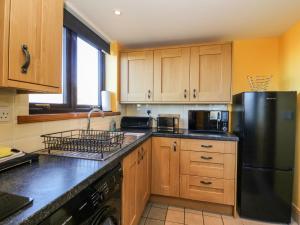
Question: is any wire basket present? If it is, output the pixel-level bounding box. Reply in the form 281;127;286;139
247;75;272;91
41;130;125;154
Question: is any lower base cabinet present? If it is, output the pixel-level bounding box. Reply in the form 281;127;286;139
122;138;151;225
122;137;237;225
180;175;235;205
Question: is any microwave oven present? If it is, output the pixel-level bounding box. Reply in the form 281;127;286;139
188;110;229;133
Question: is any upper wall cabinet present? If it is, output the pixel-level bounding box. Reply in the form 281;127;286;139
190;44;232;102
153;48;190;102
121;51;154;102
0;0;63;93
120;42;232;104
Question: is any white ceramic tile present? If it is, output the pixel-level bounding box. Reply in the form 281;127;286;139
14;136;44;152
124;104;228;128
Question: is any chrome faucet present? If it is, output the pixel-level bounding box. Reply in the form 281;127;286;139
87;107;104;130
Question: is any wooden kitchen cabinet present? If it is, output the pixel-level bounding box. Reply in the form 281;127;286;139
180;138;237;206
190;44;232;102
0;0;63;93
151;137;180;197
153;48;190;102
121;51;154;102
122;139;151;225
137;138;151;213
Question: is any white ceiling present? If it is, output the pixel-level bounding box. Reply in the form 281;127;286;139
65;0;300;48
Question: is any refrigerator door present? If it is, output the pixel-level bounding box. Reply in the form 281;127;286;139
243;92;296;170
239;167;293;223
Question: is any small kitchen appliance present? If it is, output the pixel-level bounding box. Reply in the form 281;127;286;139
120;116;152;129
188;110;229;133
157;114;180;131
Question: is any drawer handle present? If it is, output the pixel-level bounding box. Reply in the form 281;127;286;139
201;156;213;160
200;181;212;185
201;145;213;148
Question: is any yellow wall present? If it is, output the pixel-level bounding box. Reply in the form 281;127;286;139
232;38;280;95
232;25;300;212
105;41;120;112
279;21;300;210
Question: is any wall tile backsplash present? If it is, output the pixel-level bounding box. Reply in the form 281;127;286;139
124;104;228;128
0;90;121;153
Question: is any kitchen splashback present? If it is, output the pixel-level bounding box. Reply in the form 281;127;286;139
124;104;228;128
0;90;121;153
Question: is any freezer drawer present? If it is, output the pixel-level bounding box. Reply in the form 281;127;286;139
239;167;293;223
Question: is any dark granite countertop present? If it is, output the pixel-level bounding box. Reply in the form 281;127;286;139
152;129;239;141
0;131;152;225
121;128;239;141
0;129;237;225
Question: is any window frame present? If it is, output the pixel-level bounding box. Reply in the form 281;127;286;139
30;25;107;114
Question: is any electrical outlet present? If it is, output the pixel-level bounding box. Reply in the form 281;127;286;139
0;106;10;122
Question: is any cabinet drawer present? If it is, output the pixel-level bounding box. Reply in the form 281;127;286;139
180;151;236;179
181;139;236;154
180;175;234;205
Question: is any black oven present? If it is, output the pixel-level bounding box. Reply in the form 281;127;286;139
40;165;122;225
188;110;229;133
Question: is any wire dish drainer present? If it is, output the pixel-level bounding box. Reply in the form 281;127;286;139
41;130;125;155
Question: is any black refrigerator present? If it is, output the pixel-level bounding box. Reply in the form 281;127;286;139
232;91;297;223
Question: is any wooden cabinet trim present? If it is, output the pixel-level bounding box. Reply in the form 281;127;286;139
17;111;121;124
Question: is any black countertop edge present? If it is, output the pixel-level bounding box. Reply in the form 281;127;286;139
121;128;239;142
0;130;237;225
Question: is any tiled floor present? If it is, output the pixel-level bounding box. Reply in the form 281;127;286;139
139;202;298;225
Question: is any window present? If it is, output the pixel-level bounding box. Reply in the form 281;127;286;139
29;10;108;114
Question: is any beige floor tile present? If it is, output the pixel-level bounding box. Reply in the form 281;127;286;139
145;219;165;225
148;207;167;220
164;222;184;225
202;211;222;218
166;210;184;224
185;208;203;215
222;215;243;225
139;217;146;225
168;206;184;212
143;204;151;217
203;215;223;225
152;203;168;209
185;212;204;225
240;218;279;225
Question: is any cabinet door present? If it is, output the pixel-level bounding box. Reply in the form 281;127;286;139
190;44;232;102
151;137;180;197
38;0;63;87
137;139;151;215
154;48;190;102
122;149;139;225
121;51;153;102
8;0;62;88
8;0;42;84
